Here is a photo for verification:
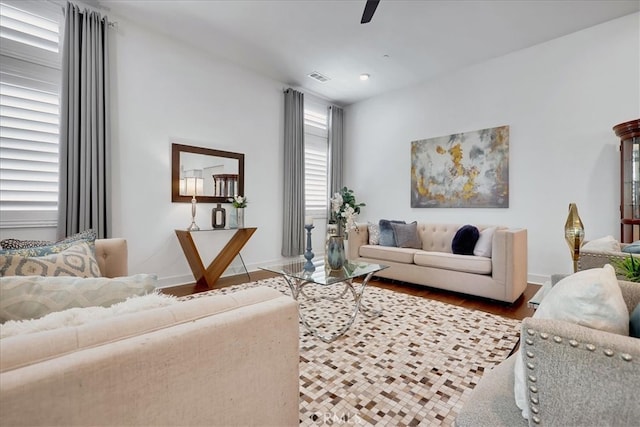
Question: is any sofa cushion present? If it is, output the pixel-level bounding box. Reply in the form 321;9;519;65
367;222;380;245
414;251;492;274
0;241;101;278
582;235;621;253
452;225;480;255
513;265;629;420
474;227;496;257
358;245;417;264
379;219;405;247
391;221;422;249
0;273;158;322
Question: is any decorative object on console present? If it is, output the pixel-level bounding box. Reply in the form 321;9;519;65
303;219;315;272
212;203;226;229
411;125;509;208
330;186;365;237
564;202;585;272
326;235;346;270
613;118;640;243
185;177;203;231
230;195;247;229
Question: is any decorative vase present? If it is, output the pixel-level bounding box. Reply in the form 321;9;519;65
236;207;245;229
212;203;226;229
326;235;346;270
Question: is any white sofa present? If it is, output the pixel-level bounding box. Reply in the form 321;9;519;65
348;223;528;303
0;239;300;426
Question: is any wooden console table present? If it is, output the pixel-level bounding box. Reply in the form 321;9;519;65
175;227;257;288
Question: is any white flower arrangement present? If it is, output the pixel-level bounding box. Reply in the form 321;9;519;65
330;187;365;235
230;195;248;208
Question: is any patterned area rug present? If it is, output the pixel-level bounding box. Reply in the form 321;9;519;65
182;277;521;426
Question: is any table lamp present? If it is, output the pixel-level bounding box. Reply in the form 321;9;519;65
185;177;204;231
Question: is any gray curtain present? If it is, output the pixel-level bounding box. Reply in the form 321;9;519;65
57;1;111;239
328;105;344;198
282;88;305;256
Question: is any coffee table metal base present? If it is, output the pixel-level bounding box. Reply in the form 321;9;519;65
280;271;381;343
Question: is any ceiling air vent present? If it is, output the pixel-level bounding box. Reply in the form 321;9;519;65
307;71;330;83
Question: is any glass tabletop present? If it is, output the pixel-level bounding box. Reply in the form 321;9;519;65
261;258;388;286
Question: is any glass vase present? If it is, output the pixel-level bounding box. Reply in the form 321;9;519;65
326;235;346;270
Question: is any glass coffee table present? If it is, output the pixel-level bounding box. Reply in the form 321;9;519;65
261;258;388;343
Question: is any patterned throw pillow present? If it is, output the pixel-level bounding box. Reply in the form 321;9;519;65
0;230;97;257
0;274;158;322
368;222;380;245
0;241;101;278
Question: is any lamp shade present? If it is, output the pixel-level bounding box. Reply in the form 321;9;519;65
564;202;585;272
185;177;204;196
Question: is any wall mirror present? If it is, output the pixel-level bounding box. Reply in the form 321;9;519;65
171;143;245;203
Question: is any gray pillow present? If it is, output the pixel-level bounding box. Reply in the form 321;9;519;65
391;222;422;249
379;219;405;247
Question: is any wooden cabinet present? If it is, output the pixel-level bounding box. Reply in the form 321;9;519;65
614;119;640;243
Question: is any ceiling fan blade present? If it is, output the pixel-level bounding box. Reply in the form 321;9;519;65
361;0;380;24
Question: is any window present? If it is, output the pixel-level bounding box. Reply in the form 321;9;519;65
304;100;329;218
0;1;61;228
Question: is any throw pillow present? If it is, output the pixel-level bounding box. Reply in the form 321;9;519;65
0;273;159;322
581;235;621;253
473;227;497;257
0;241;101;278
513;265;629;420
0;229;97;257
378;219;405;247
367;222;381;245
391;221;422;249
622;241;640;254
0;291;175;339
451;225;480;255
631;303;640;339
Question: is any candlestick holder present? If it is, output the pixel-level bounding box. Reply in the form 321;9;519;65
304;224;315;271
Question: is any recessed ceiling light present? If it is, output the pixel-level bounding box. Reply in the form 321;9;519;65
360;73;370;81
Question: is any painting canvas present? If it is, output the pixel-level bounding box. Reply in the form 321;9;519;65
411;125;509;208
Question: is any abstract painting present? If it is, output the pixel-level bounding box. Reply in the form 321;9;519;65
411;125;509;208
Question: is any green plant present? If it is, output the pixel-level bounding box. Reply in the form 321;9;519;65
612;254;640;282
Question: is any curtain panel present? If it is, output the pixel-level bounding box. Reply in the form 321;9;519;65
282;88;305;256
57;1;111;239
328;105;344;198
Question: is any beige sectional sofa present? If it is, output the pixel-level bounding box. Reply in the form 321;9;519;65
0;239;300;426
348;223;528;303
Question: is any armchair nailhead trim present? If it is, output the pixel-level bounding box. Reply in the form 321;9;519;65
526;362;535;370
526;351;534;358
527;329;536;336
553;336;563;343
569;339;579;347
528;375;537;383
540;332;549;340
532;415;541;424
586;343;596;351
531;406;539;414
525;338;534;345
621;353;633;362
603;349;614;357
529;385;538;393
530;396;539;405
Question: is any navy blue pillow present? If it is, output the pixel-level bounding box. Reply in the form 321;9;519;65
378;219;405;247
452;225;480;255
630;303;640;339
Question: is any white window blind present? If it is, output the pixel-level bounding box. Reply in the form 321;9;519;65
0;1;61;228
304;102;328;218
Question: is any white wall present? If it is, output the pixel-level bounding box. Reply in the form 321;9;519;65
109;17;288;286
344;13;640;283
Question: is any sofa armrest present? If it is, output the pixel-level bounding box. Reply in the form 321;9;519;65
578;250;638;279
520;317;640;426
491;228;528;302
348;223;369;259
95;238;128;278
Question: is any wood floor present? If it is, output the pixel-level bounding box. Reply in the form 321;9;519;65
161;270;540;321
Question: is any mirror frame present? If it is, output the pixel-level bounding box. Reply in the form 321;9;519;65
171;143;245;203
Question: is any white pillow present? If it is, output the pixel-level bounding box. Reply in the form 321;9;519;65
581;235;621;253
513;265;629;419
473;227;496;257
0;292;178;339
0;274;158;322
